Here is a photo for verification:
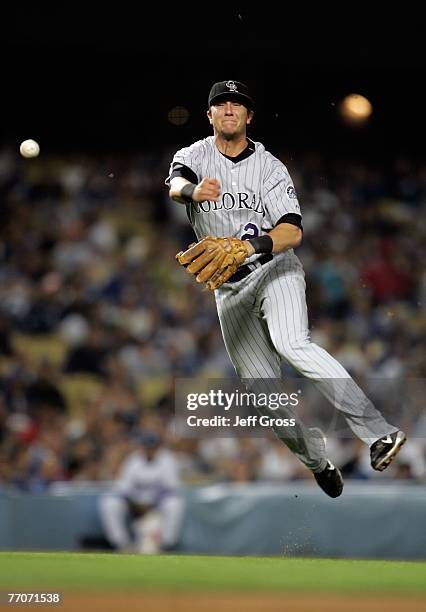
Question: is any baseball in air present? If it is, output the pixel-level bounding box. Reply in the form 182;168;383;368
19;139;40;158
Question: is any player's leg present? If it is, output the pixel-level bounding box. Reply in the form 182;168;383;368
215;284;327;473
158;495;185;550
98;494;133;551
133;510;163;554
215;283;281;379
260;268;401;446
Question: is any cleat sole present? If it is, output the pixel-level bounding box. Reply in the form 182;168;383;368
373;433;407;471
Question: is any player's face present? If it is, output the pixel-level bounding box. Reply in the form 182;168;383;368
208;100;253;140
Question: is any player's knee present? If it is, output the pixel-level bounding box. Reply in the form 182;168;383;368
99;495;126;518
160;495;185;515
278;336;311;360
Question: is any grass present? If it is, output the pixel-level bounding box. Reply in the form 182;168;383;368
0;552;425;594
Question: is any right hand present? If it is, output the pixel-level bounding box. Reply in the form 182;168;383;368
192;178;221;202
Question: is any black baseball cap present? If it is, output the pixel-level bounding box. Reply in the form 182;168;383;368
135;430;162;447
208;80;254;110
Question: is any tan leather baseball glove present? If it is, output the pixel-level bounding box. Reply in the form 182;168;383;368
176;236;251;290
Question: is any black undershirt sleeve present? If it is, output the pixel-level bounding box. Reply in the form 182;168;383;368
274;213;303;231
168;163;199;185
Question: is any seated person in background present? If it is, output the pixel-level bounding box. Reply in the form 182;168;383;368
99;430;184;554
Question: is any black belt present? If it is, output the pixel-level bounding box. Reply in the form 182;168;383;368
228;253;273;283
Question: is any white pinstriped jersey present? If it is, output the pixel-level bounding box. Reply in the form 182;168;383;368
166;137;301;263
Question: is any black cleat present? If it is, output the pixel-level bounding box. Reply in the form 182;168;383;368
314;460;344;498
370;430;407;471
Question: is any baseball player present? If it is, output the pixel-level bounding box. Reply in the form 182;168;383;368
166;80;406;497
99;431;184;552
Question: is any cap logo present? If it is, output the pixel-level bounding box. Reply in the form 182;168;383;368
225;80;238;92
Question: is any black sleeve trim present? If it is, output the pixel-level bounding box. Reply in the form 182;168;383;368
275;213;303;231
168;163;199;185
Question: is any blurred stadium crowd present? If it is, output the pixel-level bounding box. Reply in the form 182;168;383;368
0;146;425;494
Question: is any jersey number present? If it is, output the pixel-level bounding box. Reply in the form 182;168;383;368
241;223;259;241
